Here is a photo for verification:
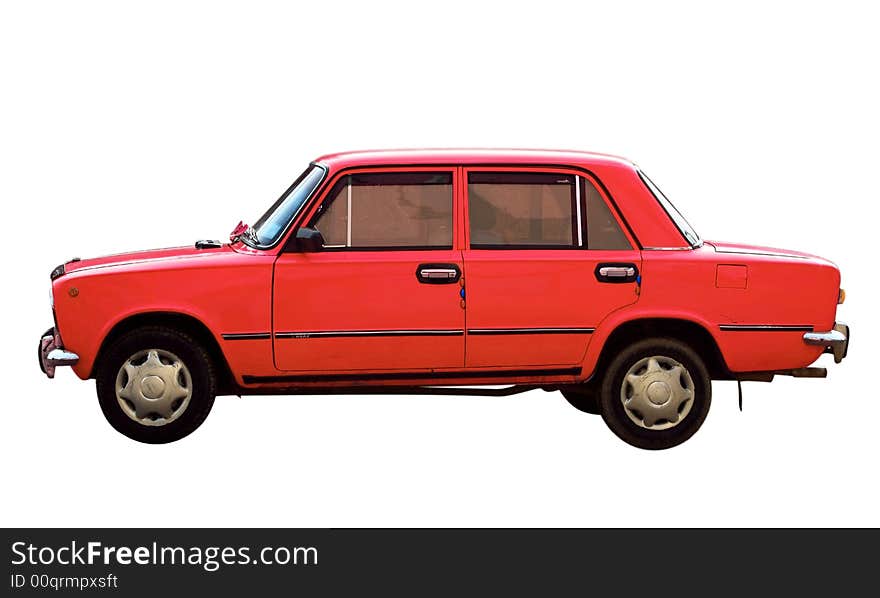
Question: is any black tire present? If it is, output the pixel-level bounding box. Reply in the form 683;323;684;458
598;337;711;450
38;327;54;375
561;388;600;415
95;326;216;444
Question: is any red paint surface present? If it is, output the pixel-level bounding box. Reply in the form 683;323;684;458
716;264;748;289
50;149;842;387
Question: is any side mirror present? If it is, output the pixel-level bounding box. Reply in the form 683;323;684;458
294;227;325;252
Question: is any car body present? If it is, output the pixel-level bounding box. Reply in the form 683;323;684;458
39;149;849;448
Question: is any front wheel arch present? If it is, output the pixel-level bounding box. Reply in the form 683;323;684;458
91;311;234;395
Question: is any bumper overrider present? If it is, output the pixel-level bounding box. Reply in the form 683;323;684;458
38;327;79;379
803;322;850;364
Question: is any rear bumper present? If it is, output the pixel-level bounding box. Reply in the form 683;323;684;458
803;322;849;364
38;327;79;379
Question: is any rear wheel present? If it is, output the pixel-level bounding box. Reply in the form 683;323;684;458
95;327;216;443
598;337;711;450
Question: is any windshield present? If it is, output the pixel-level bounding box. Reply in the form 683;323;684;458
638;171;701;247
248;164;327;247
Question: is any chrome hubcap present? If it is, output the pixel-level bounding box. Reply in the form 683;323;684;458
115;349;192;426
620;355;695;430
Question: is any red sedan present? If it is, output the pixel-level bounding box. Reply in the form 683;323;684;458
39;149;849;448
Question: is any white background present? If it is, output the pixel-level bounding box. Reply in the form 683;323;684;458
1;1;876;527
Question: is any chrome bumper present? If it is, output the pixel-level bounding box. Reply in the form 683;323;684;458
804;322;849;364
38;327;79;378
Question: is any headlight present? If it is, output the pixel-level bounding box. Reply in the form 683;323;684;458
838;288;846;305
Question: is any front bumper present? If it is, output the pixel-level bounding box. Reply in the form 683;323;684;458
804;322;849;364
38;327;79;379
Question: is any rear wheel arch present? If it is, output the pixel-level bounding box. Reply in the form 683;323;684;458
91;311;234;394
589;317;732;384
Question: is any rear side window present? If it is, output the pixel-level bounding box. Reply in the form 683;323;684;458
312;172;453;249
469;172;577;247
467;171;631;249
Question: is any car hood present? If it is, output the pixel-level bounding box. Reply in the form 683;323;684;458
63;244;233;274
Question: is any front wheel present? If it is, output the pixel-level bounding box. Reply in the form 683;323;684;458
598;337;711;450
95;327;216;443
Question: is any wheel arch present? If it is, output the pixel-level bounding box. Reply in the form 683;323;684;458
90;311;235;394
587;316;732;384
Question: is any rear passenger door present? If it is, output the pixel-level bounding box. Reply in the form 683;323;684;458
462;167;641;369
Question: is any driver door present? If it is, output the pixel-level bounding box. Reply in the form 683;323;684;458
272;168;465;373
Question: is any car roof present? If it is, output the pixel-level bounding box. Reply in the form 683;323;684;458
313;148;635;170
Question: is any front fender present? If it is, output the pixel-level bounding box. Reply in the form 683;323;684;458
51;256;274;379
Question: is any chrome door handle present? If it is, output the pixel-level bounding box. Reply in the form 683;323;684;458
595;262;639;283
419;268;458;279
416;263;462;284
598;266;635;277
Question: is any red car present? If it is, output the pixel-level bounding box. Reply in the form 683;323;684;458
39;149;849;448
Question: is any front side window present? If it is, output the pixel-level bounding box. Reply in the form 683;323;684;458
311;172;453;249
468;171;631;249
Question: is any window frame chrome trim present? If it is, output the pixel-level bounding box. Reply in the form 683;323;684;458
575;175;583;247
642;243;703;251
